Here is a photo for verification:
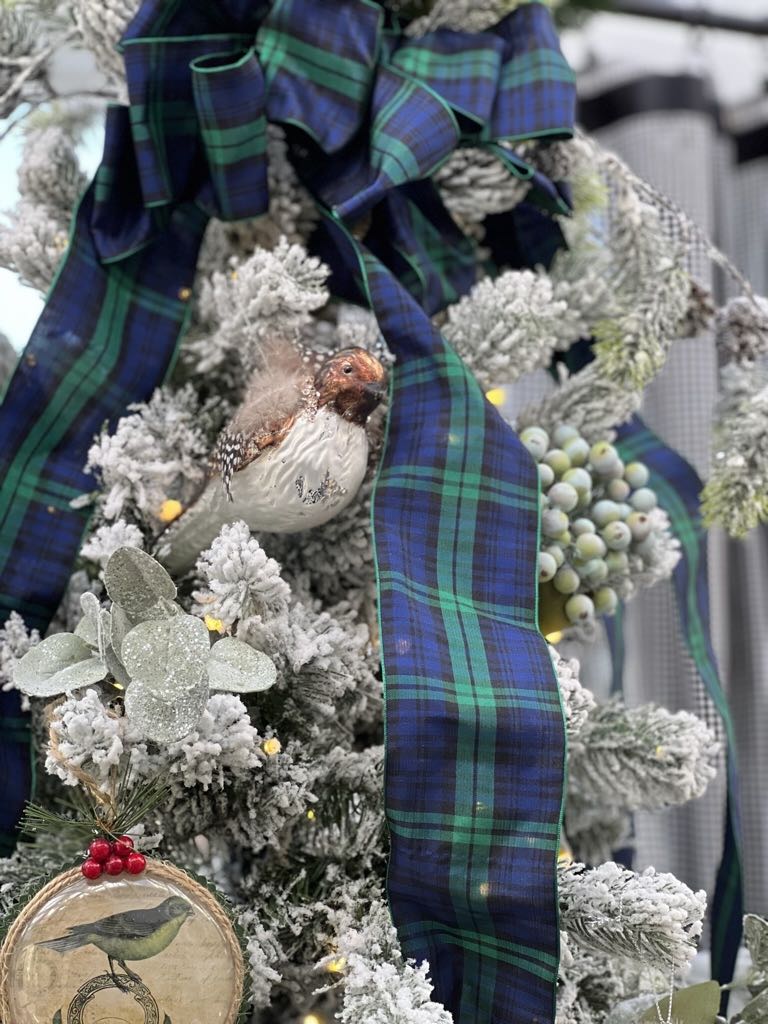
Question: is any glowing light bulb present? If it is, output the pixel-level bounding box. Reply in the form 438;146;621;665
306;809;316;821
545;630;563;644
303;1015;323;1024
326;957;347;973
263;738;282;756
204;615;225;633
158;498;183;523
485;388;506;407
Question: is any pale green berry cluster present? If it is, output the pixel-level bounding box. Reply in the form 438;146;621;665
521;423;661;626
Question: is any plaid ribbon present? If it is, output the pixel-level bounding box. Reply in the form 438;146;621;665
0;1;575;1017
615;416;744;996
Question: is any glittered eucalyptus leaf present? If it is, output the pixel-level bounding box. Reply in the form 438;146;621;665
124;677;208;743
104;546;177;619
13;633;108;697
639;982;720;1024
745;915;768;973
207;637;277;693
121;614;210;703
74;592;102;648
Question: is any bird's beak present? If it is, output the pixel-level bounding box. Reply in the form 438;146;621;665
365;381;387;403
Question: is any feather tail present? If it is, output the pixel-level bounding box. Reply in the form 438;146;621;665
38;933;88;953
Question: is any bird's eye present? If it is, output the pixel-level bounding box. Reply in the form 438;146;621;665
342;364;353;374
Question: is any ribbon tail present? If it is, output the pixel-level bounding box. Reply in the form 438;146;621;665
0;187;208;849
615;415;744;1006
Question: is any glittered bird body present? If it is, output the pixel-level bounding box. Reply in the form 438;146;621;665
160;345;386;575
38;895;193;989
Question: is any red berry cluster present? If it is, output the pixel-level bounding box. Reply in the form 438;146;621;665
81;836;146;880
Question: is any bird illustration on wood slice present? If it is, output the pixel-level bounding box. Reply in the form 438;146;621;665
159;339;387;575
38;896;193;992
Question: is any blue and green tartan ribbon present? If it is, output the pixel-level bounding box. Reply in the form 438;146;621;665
0;1;576;1018
615;416;744;996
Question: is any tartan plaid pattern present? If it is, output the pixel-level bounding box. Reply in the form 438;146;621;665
616;416;744;992
0;2;575;1018
322;213;566;1023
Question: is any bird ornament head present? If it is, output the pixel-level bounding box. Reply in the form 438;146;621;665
315;346;388;424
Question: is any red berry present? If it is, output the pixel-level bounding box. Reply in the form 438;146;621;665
113;835;134;858
81;858;103;880
88;838;112;862
125;852;146;875
105;855;124;876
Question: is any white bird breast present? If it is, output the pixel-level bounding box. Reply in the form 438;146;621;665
161;408;370;575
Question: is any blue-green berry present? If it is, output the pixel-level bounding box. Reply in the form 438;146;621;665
538;551;557;582
591;500;621;527
582;558;609;584
589;441;618;473
601;520;632;550
543;449;571;477
605;550;629;574
572;518;596;536
542;507;569;538
538;462;555;489
520;426;549;461
562;467;592;499
563;437;590;467
624;461;650;489
548;482;579;512
630;487;658;512
544;544;565;568
553;424;580;447
607;478;630;501
594;586;619;615
626;511;653;541
575;532;607;559
565;593;595;623
553;566;580;595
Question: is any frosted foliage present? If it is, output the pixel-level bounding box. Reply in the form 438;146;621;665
72;0;138;84
550;647;594;739
84;385;215;524
443;269;576;390
193;521;291;627
0;200;68;292
193;239;329;375
569;700;718;812
158;693;263;791
17;126;87;217
715;295;768;363
327;900;453;1024
517;362;642;443
407;0;532;33
240;913;283;1010
435;147;529;227
0;613;40;696
45;688;262;794
559;862;706;972
46;688;144;789
566;799;631;869
557;933;628;1024
702;363;768;537
80;521;144;571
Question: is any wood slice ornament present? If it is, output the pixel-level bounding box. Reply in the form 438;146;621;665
0;860;245;1024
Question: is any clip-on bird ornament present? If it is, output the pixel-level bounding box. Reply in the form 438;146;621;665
160;341;387;574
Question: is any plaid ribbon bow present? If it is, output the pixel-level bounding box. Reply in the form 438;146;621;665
0;1;576;1018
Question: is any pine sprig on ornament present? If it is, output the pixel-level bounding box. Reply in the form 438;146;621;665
522;424;674;633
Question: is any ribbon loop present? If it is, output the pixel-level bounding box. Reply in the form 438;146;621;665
191;48;269;221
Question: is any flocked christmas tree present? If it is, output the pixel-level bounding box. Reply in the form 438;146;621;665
1;1;768;1023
